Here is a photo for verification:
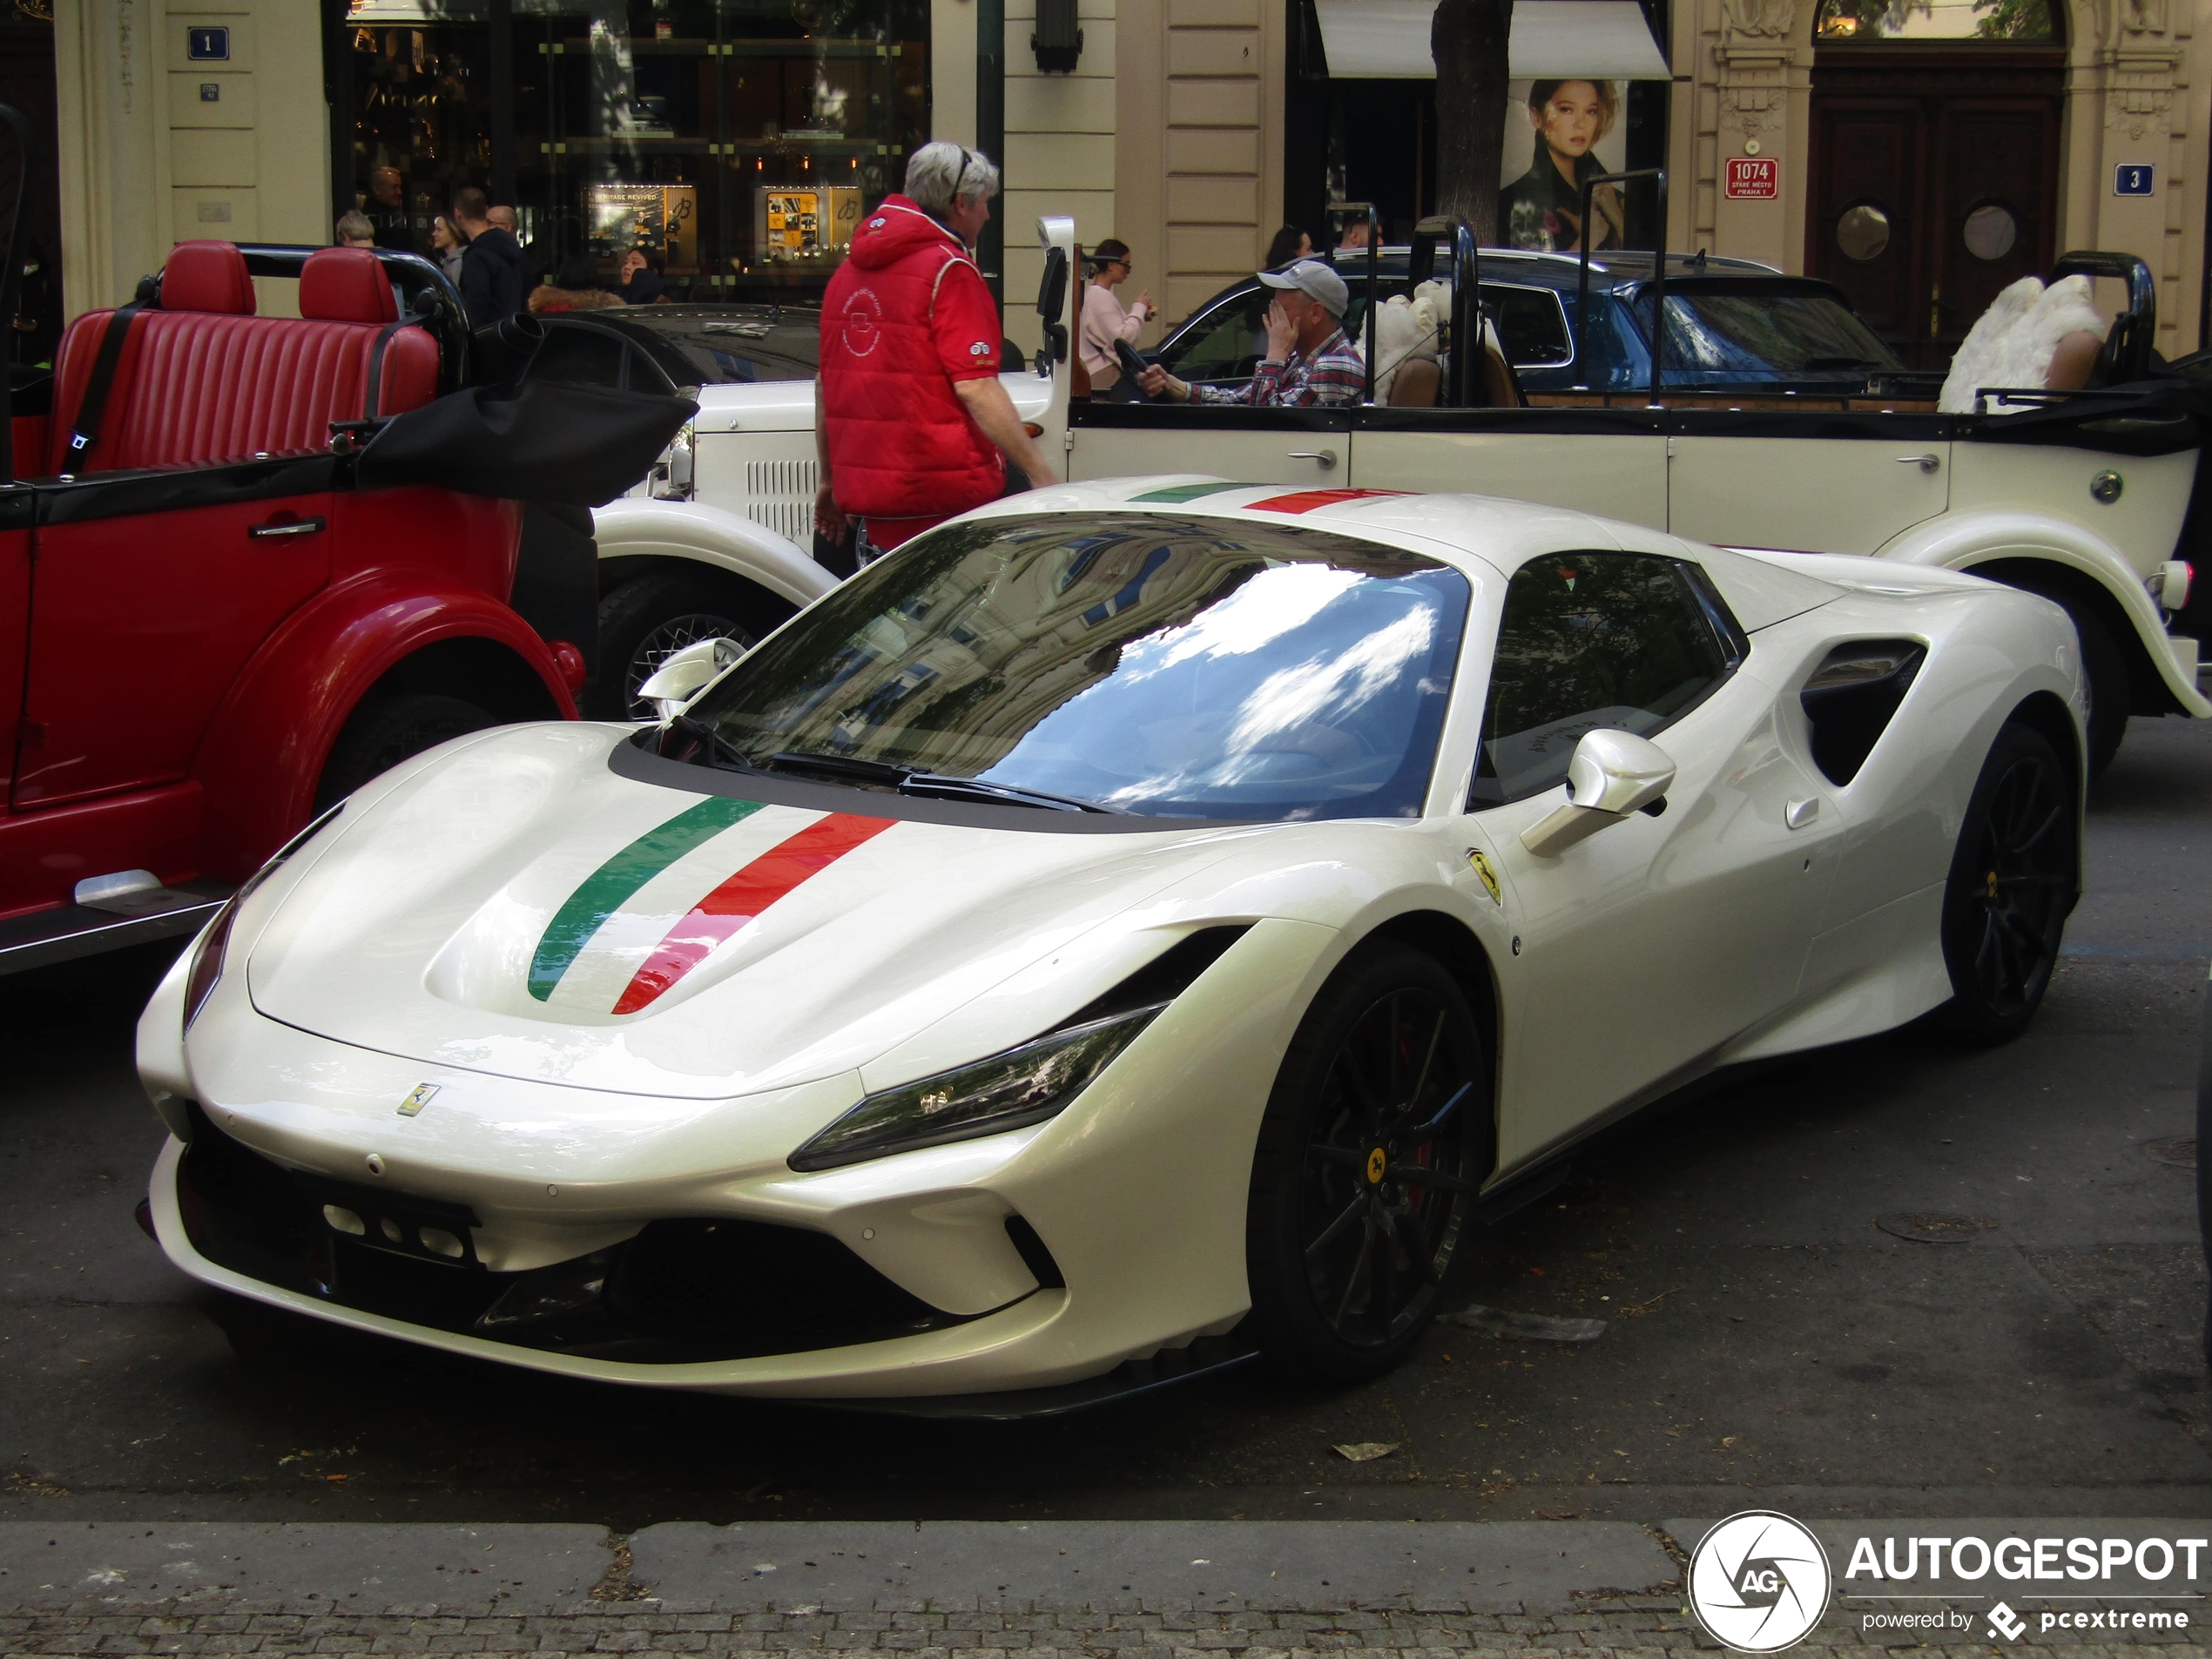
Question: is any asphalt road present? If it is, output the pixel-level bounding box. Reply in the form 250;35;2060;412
3;716;2207;1531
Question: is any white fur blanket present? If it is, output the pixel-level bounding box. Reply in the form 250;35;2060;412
1939;275;2107;414
1356;284;1446;401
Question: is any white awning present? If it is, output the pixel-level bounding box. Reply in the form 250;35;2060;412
1313;0;1672;81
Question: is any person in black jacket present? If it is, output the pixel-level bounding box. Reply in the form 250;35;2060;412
451;186;528;327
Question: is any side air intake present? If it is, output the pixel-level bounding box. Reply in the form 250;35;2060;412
1062;924;1252;1028
1800;639;1925;786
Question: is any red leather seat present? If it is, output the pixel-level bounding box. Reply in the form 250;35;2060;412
46;242;441;475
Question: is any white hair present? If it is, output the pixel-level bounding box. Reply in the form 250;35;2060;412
905;142;1001;214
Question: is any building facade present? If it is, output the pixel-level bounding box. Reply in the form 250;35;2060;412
39;0;2212;361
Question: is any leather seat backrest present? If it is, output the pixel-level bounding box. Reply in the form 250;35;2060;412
47;241;439;475
1388;357;1440;408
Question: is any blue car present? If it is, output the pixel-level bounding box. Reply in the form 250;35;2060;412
1148;247;1924;399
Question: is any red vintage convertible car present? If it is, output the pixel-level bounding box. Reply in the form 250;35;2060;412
0;234;686;973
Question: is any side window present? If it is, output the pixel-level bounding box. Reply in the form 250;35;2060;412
1161;291;1271;385
1470;552;1738;807
1485;285;1573;368
526;327;630;390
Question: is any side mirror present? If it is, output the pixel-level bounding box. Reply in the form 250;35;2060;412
1518;729;1675;857
638;636;745;720
1035;245;1069;367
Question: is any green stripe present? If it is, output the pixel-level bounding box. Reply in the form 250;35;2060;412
1130;481;1251;503
528;796;765;1001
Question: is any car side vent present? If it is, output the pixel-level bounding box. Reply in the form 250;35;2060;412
1800;639;1926;786
1061;924;1253;1028
1004;1214;1066;1289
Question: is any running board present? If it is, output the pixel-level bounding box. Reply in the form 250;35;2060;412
0;881;231;976
809;1332;1261;1421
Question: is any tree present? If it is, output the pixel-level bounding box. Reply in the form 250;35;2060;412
1431;0;1514;242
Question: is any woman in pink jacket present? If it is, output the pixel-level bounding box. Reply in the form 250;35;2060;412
1079;239;1154;395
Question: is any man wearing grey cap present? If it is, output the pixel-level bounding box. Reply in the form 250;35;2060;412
1136;259;1366;408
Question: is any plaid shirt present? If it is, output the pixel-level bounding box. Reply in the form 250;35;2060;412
1193;326;1365;408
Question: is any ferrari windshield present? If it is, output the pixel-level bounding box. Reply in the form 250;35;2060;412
682;512;1471;821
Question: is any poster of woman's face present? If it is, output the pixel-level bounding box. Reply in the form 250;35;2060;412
1499;79;1628;253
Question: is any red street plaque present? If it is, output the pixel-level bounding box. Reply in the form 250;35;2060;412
1725;157;1778;199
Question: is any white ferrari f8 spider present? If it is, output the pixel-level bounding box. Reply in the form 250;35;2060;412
138;480;2086;1406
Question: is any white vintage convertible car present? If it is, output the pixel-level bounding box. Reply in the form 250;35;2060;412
595;214;2203;775
139;482;2081;1406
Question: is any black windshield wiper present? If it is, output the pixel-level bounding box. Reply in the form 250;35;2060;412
761;749;908;786
665;715;760;774
1799;355;1883;371
765;750;1123;813
899;772;1129;814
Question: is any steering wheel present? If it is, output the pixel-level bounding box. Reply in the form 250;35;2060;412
1116;340;1163;402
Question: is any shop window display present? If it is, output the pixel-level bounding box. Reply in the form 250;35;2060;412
338;0;927;305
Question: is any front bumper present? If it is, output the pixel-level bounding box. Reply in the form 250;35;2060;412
143;914;1339;1397
150;1132;1084;1397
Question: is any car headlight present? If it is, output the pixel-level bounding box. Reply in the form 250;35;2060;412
182;803;345;1029
787;1003;1164;1172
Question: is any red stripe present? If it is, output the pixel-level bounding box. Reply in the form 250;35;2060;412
1246;488;1410;516
611;813;896;1015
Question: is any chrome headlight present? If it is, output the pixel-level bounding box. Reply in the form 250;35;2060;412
182;803;345;1029
788;1003;1164;1172
651;420;696;501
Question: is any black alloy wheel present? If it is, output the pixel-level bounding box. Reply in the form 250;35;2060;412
1246;944;1491;1381
1939;719;2078;1042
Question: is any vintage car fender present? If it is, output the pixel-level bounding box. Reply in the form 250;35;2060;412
192;575;577;882
592;496;836;611
1873;508;2211;718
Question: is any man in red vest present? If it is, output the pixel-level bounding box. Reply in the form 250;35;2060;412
814;143;1053;563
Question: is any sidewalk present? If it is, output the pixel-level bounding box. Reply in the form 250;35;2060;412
0;1521;2203;1658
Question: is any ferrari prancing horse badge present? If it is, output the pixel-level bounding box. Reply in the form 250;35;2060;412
1467;847;1502;905
396;1082;440;1117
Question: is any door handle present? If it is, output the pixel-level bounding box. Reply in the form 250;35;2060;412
1287;448;1339;470
248;516;327;539
1896;454;1940;474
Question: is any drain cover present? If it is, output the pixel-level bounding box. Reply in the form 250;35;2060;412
2147;1137;2197;1170
1877;1211;1988;1244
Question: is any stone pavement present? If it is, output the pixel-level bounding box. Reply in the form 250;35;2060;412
0;1521;2204;1658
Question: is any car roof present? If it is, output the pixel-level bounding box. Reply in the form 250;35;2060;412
558;303;822;383
1206;246;1787;299
961;476;1845;631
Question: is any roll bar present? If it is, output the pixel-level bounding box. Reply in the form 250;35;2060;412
232;245;473;394
1328;201;1384;404
2050;250;2155;385
1576;168;1668;404
1408;216;1481;409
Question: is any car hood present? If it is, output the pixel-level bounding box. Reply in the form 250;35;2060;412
244;725;1250;1101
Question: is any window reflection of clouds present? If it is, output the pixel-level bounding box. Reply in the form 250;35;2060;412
1118;563;1366;681
1222;607;1438;763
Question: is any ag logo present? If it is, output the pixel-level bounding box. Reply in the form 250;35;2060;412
1688;1511;1831;1652
842;287;884;358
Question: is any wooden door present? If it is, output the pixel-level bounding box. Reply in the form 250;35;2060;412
1810;53;2062;370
